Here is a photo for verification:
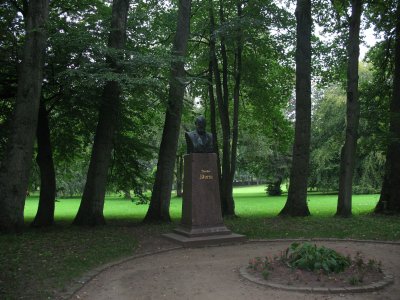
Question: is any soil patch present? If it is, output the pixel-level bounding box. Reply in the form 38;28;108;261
247;256;385;288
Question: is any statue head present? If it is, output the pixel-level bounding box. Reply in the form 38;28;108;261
195;115;206;135
185;115;213;154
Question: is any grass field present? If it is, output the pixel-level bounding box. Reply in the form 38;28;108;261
1;185;400;299
23;185;380;221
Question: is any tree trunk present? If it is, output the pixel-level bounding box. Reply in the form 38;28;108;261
31;101;56;227
144;0;191;223
176;155;183;197
207;60;222;196
208;0;242;217
208;0;225;209
279;0;311;217
0;0;49;232
209;0;231;216
336;0;362;217
375;1;400;214
73;0;130;226
227;0;244;217
217;0;234;216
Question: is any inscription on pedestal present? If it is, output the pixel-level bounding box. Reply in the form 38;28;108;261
200;169;213;180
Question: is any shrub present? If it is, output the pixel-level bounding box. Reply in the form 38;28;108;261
281;242;351;273
266;183;282;196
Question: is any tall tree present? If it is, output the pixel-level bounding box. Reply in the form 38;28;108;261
31;100;56;227
279;0;312;217
375;0;400;214
208;58;222;202
336;0;363;217
208;0;225;208
73;0;130;226
217;0;234;216
229;0;243;213
0;0;49;232
144;0;192;222
207;0;243;216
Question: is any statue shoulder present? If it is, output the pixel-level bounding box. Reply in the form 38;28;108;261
186;130;198;139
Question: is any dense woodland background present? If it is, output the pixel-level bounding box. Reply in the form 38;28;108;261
0;0;399;231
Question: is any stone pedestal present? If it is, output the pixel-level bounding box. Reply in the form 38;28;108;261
164;153;245;247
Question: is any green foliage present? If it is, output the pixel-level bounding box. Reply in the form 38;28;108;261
20;0;172;196
236;128;291;186
55;155;89;197
132;187;150;205
349;275;362;285
312;0;348;85
281;242;351;273
247;241;384;285
365;0;398;45
266;182;282;196
0;2;23;160
309;85;345;191
188;0;295;188
0;0;397;226
261;269;270;279
236;102;292;185
310;65;387;194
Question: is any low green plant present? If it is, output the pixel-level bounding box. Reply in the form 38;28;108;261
262;269;270;279
349;276;358;285
353;253;382;273
248;256;274;279
281;242;351;273
367;259;382;272
354;251;364;268
349;275;363;285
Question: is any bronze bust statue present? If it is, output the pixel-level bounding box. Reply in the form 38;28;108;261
185;116;214;154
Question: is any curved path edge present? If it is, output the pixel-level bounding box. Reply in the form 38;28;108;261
58;238;400;299
248;238;400;245
57;245;183;300
239;266;394;294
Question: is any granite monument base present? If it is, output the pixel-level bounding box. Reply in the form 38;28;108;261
163;153;245;247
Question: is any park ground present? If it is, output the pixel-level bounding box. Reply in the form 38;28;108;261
1;186;400;299
73;240;400;300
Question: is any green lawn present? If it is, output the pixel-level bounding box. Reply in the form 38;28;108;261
1;185;400;299
24;185;379;221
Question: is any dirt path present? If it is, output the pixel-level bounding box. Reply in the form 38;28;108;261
71;239;400;300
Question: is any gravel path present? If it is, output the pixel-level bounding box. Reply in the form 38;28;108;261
71;239;400;300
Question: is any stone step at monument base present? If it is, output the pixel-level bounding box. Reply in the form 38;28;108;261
173;225;232;237
163;231;246;248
